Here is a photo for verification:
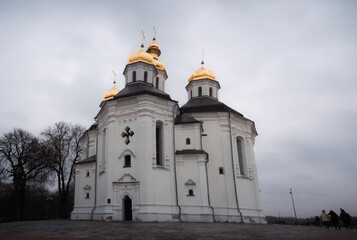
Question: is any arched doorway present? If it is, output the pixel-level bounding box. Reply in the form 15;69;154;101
123;195;132;221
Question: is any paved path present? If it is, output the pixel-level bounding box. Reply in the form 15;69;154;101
0;220;356;240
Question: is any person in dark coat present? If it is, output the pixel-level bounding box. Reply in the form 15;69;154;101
328;210;341;230
340;208;352;229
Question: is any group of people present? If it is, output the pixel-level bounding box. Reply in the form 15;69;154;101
319;209;352;230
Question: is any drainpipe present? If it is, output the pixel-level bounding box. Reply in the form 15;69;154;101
200;123;216;222
228;112;243;223
91;118;99;220
172;104;182;221
201;123;216;222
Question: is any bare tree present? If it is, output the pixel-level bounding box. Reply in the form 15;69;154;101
0;128;46;220
41;122;85;217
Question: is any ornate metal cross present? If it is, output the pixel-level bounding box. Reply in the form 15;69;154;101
153;26;157;40
121;126;134;145
141;30;145;44
112;70;117;84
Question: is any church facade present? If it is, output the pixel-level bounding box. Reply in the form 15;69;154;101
71;38;265;223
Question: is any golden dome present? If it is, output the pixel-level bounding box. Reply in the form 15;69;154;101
154;59;165;71
126;44;155;66
147;38;166;71
102;83;119;101
188;61;216;82
147;38;161;58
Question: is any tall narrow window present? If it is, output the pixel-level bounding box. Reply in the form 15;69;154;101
156;77;159;89
144;71;148;82
124;155;131;167
209;87;213;97
156;121;163;166
198;87;202;96
132;71;136;82
102;129;106;171
190;90;192;99
237;137;245;176
186;138;191;145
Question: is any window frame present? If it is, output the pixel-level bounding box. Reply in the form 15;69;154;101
144;71;148;82
198;87;202;96
124;155;131;168
155;121;164;167
236;137;246;176
132;71;136;82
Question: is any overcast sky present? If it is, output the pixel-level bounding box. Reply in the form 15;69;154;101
1;0;356;218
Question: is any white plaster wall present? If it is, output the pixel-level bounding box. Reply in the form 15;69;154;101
175;124;201;151
189;111;264;223
71;162;95;220
176;154;213;222
156;69;167;91
90;94;179;221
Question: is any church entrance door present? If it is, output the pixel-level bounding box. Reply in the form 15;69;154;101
123;195;132;221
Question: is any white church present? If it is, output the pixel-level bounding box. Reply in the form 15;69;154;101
71;36;265;223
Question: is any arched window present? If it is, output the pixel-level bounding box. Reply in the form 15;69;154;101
219;167;224;174
209;87;213;97
186;138;191;145
198;87;202;96
85;193;90;199
188;189;194;196
156;121;163;166
124;155;131;167
132;71;136;82
190;90;192;99
237;137;245;176
156;77;159;89
86;171;90;177
144;71;148;82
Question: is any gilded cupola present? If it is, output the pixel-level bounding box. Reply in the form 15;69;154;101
102;76;120;102
188;60;216;82
147;37;166;71
126;43;155;66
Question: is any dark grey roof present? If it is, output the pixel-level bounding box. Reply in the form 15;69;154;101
113;82;173;101
175;149;208;156
180;97;243;117
76;155;96;165
175;113;201;124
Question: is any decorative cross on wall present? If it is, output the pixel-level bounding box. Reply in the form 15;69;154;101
121;126;134;145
